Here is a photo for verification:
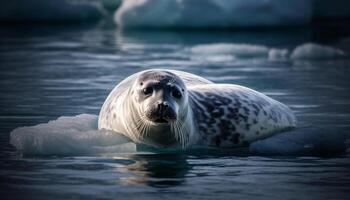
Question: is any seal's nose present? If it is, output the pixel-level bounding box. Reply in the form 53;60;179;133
151;101;177;123
157;101;168;115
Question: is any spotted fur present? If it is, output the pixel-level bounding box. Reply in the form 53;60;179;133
189;84;296;147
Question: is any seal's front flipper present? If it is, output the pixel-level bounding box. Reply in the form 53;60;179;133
249;127;347;156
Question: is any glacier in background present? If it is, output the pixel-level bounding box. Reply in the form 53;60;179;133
1;0;350;26
115;0;313;28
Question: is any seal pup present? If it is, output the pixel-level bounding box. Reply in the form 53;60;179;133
98;69;296;149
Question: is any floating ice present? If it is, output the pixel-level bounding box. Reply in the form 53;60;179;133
290;43;346;60
190;44;269;58
250;127;347;156
115;0;312;28
190;43;281;62
10;114;347;156
10;114;136;156
0;0;104;22
189;43;347;61
268;48;290;61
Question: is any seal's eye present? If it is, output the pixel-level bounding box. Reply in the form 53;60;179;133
143;87;153;95
172;89;182;99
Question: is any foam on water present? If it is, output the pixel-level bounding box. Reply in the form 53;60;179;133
115;0;312;28
9;114;348;157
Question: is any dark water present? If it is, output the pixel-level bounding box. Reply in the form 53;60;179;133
1;22;350;199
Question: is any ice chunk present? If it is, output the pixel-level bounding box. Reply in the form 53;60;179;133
10;114;136;156
115;0;312;28
268;48;290;61
189;42;347;62
250;127;347;156
290;43;346;60
190;43;270;58
0;0;104;22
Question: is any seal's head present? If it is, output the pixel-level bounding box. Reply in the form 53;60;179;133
133;70;187;124
128;70;192;148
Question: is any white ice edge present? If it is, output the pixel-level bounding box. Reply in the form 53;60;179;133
10;114;136;156
9;113;347;156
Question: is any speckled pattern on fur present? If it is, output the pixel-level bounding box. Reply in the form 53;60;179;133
189;84;296;147
98;69;296;148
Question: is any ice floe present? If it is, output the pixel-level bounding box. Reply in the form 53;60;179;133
9;113;347;156
10;114;136;156
189;43;347;61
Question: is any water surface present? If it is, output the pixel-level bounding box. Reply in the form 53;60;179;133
1;23;350;199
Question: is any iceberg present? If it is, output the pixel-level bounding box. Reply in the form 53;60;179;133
0;0;105;22
115;0;312;28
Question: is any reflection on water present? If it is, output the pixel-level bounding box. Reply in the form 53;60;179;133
1;21;350;199
117;154;189;187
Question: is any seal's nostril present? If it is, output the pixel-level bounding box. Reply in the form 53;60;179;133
157;102;169;116
163;103;168;109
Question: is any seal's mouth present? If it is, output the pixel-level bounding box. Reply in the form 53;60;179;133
154;118;169;124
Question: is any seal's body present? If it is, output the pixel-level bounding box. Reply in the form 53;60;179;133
98;69;296;148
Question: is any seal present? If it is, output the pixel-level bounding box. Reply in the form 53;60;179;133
98;69;297;149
